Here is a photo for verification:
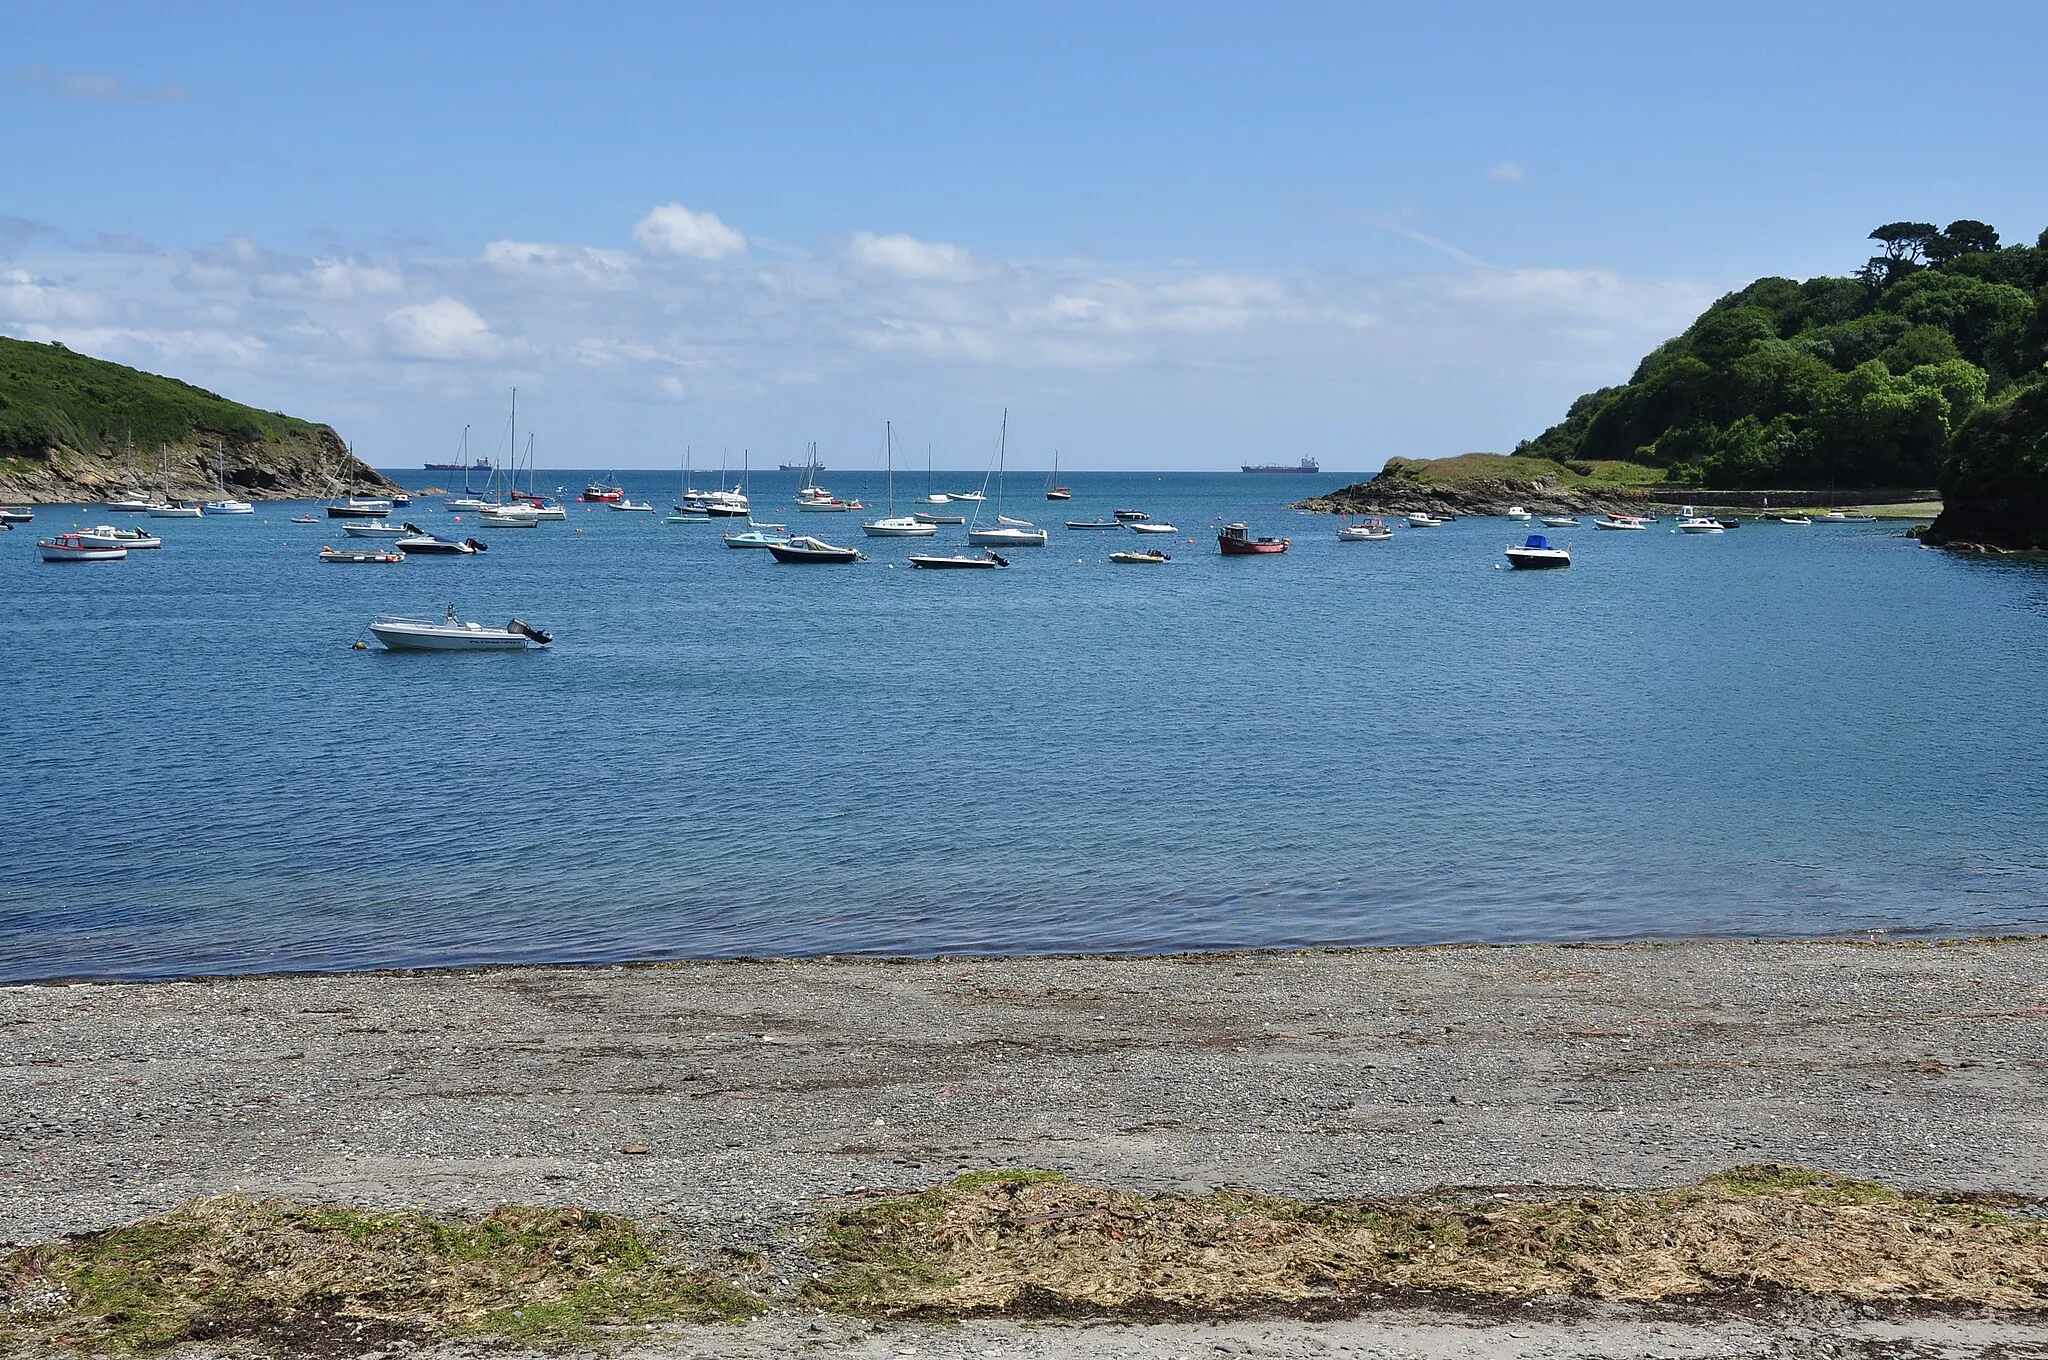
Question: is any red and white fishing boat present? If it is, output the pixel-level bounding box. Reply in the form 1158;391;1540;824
580;477;625;503
39;532;127;562
1217;522;1290;555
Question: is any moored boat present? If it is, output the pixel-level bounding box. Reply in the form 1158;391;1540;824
148;501;204;518
1065;519;1121;530
38;533;126;562
862;422;938;537
1112;508;1150;522
1593;514;1649;530
370;606;552;650
1126;520;1178;535
1109;549;1171;564
319;545;405;563
1505;505;1532;522
395;531;485;554
768;534;864;564
1336;517;1393;541
1405;512;1450;527
1504;532;1571;569
581;478;625;503
327;498;393;519
609;498;656;513
78;525;163;549
908;549;1009;569
0;508;33;523
343;520;411;538
1540;514;1581;527
1218;521;1289;555
914;510;966;525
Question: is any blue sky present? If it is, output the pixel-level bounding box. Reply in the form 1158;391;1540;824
3;1;2044;471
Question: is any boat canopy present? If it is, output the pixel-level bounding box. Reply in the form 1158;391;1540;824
1524;534;1552;549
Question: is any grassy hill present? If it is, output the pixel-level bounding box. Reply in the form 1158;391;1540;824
0;337;390;502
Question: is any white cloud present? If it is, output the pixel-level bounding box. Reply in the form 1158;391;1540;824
844;231;981;281
632;203;748;260
0;269;102;323
258;257;404;300
383;297;499;360
1485;161;1526;183
9;62;188;103
483;239;636;290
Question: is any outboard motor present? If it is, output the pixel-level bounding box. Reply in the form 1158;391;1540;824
465;537;488;552
507;618;553;646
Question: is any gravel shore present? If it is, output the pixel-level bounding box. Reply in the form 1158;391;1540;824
4;939;2045;1355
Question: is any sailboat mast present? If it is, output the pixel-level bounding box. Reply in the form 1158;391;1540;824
885;421;894;513
996;408;1007;517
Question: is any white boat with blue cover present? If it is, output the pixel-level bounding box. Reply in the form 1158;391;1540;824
1504;532;1571;569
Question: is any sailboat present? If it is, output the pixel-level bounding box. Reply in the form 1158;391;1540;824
697;449;750;517
106;433;155;511
148;444;203;517
1044;450;1071;501
445;428;491;511
666;447;711;522
916;444;965;523
862;422;938;538
966;411;1048;547
795;441;862;512
722;452;790;548
202;437;254;514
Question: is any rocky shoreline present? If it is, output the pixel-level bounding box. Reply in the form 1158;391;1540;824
4;938;2043;1356
0;430;397;505
1292;474;1943;519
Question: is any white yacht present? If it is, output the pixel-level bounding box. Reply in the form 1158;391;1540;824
965;412;1048;546
862;422;939;538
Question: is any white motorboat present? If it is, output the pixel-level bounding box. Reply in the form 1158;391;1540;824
39;533;126;562
1593;514;1648;530
1540;515;1582;527
909;548;1008;569
77;524;163;550
148;502;204;518
950;490;986;504
395;531;485;554
105;495;156;512
202;498;255;514
519;499;567;521
768;534;864;564
478;511;540;528
319;545;404;563
370;605;551;650
609;498;655;513
1112;508;1150;522
863;422;939;537
1505;505;1532;522
1504;533;1571;569
1406;512;1450;527
1336;517;1393;542
343;520;411;538
723;527;789;549
1774;515;1814;525
1816;510;1848;522
1675;513;1725;534
1109;549;1171;564
446;496;491;513
1126;520;1178;535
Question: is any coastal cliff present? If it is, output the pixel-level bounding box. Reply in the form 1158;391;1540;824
1922;385;2048;551
0;336;396;504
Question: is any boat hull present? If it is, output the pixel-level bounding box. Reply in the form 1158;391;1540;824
1504;549;1571;569
967;527;1048;547
909;554;1002;569
861;519;938;537
370;622;535;649
39;541;127;562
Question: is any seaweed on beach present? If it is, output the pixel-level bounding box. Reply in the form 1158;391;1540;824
0;1198;762;1353
806;1166;2048;1318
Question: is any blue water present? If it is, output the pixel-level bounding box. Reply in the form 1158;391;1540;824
3;470;2044;983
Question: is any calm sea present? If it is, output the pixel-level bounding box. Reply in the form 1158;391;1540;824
3;470;2043;983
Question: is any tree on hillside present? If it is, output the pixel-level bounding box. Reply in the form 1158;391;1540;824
1925;219;1999;265
1861;221;1941;288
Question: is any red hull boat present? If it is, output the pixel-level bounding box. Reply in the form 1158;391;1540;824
1218;521;1290;555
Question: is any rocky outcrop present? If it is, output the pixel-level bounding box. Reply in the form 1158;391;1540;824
1292;472;1634;518
1921;386;2048;553
0;428;397;505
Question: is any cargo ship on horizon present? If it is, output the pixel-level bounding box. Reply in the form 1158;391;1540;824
424;458;493;472
1241;457;1319;473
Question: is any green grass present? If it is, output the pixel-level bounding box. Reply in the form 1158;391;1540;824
0;336;330;457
